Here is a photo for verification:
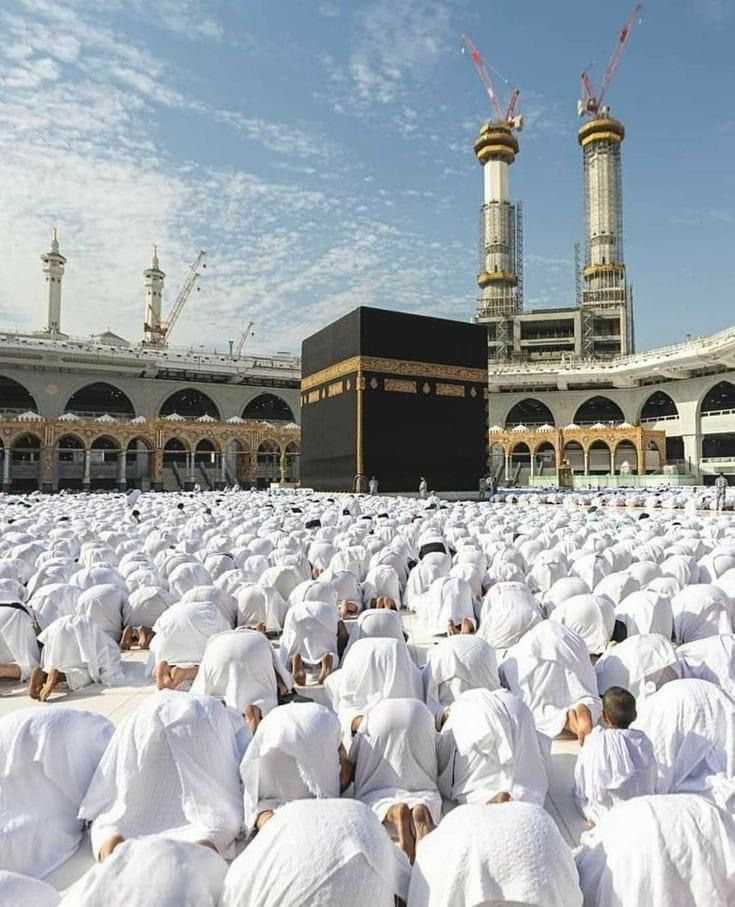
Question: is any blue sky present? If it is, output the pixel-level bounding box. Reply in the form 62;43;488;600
0;0;733;354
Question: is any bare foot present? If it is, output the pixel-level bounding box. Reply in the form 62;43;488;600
154;660;174;690
0;664;21;681
29;667;47;700
276;672;289;699
39;668;63;701
447;620;458;636
243;703;263;735
291;654;306;687
138;626;155;650
255;622;267;636
317;652;334;684
460;618;475;635
488;791;512;804
351;714;364;735
255;810;274;832
120;626;135;650
98;834;125;862
376;596;397;610
339;600;359;618
338;742;354;791
169;665;198;689
566;703;594;746
412;804;434;843
388;803;416;864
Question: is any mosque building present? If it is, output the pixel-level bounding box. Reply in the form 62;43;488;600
0;239;301;493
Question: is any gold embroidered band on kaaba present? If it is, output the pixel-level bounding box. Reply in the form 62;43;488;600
301;355;487;392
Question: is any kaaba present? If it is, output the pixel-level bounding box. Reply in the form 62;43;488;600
300;307;488;492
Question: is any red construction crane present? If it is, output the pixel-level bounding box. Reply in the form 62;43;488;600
461;33;522;130
578;3;643;117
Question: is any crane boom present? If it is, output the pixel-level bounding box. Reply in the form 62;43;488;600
461;33;503;121
161;250;207;343
579;3;642;116
235;320;255;356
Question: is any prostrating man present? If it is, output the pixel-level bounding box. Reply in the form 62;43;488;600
79;691;247;861
0;708;113;878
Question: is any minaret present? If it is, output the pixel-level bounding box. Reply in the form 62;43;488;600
41;228;66;335
578;113;632;356
143;245;165;346
473;122;523;360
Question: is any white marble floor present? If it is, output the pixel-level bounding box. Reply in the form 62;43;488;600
0;613;587;893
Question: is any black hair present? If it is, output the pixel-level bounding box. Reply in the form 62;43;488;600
602;686;637;729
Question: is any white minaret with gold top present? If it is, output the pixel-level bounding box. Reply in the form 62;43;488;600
41;228;66;336
143;245;165;345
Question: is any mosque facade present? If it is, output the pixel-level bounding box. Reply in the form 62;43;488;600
0;235;301;493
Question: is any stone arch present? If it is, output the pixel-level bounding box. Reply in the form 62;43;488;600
504;398;555;428
126;436;154;490
510;441;531;468
257;439;281;486
0;375;38;413
639;390;678;422
534;440;557;474
285;440;300;482
160;388;220;420
563;440;585;473
194;438;218;464
700;380;735;416
224;438;251;486
242;393;294;423
614;439;638;474
163;437;189;469
65;382;136;418
574;396;625;425
588;439;612;474
9;432;42;490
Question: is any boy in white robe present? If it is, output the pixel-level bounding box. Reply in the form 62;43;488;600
350;698;440;863
0;708;113;878
573;686;656;825
79;690;247;861
240;702;349;834
437;688;548;807
30;614;123;701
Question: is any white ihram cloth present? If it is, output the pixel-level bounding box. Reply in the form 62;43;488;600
221;799;410;907
38;614;123;690
594;634;678;700
235;583;287;631
240;702;340;833
437;688;547;806
191;629;290;713
593;572;639;607
671;583;733;643
325;637;422;741
79;691;246;858
351;698;441;823
404;561;447;611
477;581;542;653
633;678;735;808
414;576;475;634
0;872;59;907
422;634;499;723
677;633;735;697
180;585;237;626
615;589;674;638
575;795;735;907
549;594;615;655
0;708;113;878
75;583;126;641
573;726;656;824
149;600;230;668
408;802;582;907
361;564;402;607
278;599;338;668
500;620;602;737
0;605;39;679
60;838;227;907
123;585;172;628
28;583;80;630
344;608;405;655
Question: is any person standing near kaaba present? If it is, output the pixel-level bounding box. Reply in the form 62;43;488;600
369;476;379;496
419;477;428;499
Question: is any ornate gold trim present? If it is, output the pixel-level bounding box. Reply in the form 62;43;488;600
384;378;417;394
327;381;344;397
302;355;487;391
436;383;465;397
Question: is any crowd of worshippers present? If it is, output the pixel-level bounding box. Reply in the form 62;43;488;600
1;490;735;905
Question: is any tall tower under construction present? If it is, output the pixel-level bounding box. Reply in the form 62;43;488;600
578;113;633;357
474;121;524;361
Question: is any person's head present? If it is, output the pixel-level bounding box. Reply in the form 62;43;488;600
602;686;637;729
177;502;185;511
